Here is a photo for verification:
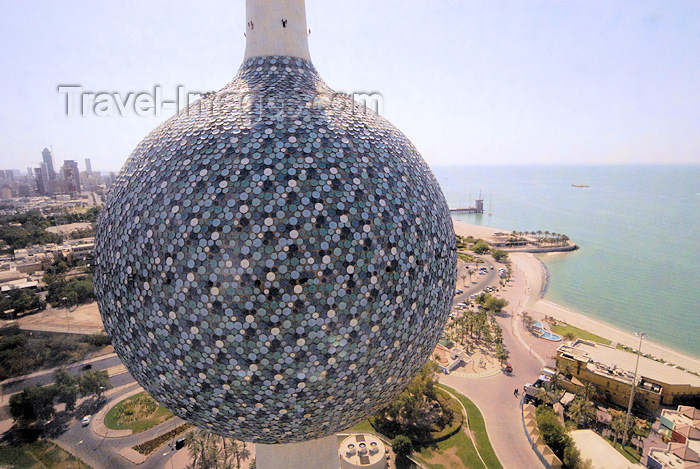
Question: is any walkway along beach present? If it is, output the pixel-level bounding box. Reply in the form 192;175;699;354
453;220;700;375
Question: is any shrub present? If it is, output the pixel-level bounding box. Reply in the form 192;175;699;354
391;435;413;458
133;423;192;456
86;334;111;346
472;240;490;254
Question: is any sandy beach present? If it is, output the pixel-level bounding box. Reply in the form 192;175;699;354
453;220;700;375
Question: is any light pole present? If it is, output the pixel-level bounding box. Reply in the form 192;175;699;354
62;296;70;333
623;331;647;445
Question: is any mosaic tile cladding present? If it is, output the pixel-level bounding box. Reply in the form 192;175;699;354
94;55;457;443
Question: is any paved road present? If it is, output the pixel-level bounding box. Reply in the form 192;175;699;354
2;354;124;395
55;384;189;469
442;254;550;469
454;255;501;300
56;385;141;469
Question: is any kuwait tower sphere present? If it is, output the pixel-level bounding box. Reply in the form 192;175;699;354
94;0;456;450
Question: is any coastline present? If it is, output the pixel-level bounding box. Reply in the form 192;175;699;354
452;220;700;374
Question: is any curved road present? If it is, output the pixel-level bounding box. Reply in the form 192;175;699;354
55;383;188;469
442;253;548;469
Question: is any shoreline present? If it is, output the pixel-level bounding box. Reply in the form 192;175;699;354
452;220;700;374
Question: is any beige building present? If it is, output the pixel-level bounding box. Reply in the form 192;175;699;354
555;341;700;412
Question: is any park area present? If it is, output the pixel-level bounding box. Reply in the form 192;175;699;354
104;391;174;434
0;440;90;469
345;377;501;469
0;325;111;380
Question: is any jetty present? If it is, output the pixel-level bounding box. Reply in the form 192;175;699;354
450;197;484;214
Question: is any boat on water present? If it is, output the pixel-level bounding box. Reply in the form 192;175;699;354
571;184;590;188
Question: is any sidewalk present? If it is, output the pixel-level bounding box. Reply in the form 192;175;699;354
531;299;700;374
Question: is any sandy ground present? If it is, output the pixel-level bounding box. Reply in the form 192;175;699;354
452;220;700;375
46;222;93;236
18;302;105;335
570;430;637;469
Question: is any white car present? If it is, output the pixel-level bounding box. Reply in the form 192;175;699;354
82;415;91;426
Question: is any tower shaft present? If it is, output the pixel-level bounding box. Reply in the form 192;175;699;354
244;0;311;60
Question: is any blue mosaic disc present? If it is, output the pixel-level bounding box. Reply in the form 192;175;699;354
94;56;456;443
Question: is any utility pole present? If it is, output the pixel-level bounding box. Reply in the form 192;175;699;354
623;331;647;445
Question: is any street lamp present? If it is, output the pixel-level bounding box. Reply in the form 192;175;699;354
623;331;647;445
62;296;70;333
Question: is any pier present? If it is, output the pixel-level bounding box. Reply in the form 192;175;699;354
450;197;484;214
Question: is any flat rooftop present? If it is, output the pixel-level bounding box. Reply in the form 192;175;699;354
560;341;700;388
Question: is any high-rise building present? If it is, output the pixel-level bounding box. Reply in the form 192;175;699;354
84;158;92;174
41;148;56;180
34;164;48;195
62;160;81;193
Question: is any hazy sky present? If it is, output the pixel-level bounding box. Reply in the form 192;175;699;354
1;0;699;173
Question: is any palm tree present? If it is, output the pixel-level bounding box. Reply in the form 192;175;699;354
235;442;251;469
549;373;561;393
610;413;626;447
535;387;556;406
579;382;597;401
187;428;239;469
567;397;596;428
495;343;509;365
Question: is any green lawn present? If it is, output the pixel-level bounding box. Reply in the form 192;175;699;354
344;419;376;435
550;323;612;345
457;252;478;263
343;386;501;469
438;384;503;469
0;440;91;469
604;437;642;463
415;427;484;469
104;391;174;434
413;385;502;469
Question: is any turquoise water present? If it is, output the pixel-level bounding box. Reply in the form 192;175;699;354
433;165;700;358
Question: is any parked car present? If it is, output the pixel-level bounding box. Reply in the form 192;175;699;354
82;415;91;426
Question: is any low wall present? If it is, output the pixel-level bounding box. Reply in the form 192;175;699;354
520;400;557;469
504;244;579;254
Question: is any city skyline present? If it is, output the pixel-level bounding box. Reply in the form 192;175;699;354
1;0;700;171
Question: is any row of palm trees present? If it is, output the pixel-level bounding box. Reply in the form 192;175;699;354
448;309;504;351
186;428;253;469
510;230;570;245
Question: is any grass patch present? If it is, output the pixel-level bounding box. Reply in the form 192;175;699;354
438;384;502;469
0;325;112;380
0;440;92;469
415;428;484;469
369;389;463;444
550;323;611;345
457;252;478;263
604;437;642;463
343;419;377;435
412;384;502;469
104;391;173;434
133;423;193;456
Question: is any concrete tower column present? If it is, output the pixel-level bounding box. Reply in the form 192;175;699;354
256;435;340;469
244;0;311;60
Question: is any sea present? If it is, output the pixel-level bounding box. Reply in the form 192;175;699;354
433;165;700;359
